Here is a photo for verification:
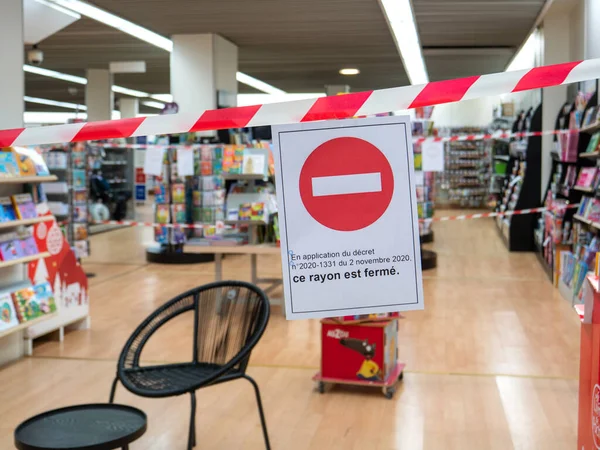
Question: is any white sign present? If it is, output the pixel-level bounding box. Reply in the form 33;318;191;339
421;141;444;172
177;147;194;176
272;116;424;320
143;146;165;176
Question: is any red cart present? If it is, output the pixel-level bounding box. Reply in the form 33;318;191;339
313;316;405;399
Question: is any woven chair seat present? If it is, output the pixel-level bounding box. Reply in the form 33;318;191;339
122;363;241;397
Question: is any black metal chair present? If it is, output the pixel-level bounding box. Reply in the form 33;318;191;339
109;280;271;450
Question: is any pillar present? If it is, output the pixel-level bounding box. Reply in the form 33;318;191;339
586;0;600;59
119;98;139;119
170;34;238;116
0;0;24;128
541;9;570;201
0;0;25;365
86;69;113;122
325;85;350;96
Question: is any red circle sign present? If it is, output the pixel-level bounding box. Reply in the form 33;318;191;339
299;137;394;231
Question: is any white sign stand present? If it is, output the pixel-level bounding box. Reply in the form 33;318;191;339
272;116;424;320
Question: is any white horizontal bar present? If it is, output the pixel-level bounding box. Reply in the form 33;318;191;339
312;172;381;197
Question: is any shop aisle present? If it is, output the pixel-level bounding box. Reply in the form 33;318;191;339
0;210;581;449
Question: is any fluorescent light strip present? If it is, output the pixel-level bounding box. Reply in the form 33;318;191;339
24;96;87;110
236;73;285;95
46;0;172;51
44;0;285;95
150;94;173;103
33;0;81;19
24;110;121;124
506;31;540;72
378;0;428;85
24;65;153;99
141;101;166;109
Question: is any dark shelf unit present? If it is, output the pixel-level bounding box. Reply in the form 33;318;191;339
495;104;542;251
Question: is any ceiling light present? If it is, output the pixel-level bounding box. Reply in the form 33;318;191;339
33;0;81;19
141;101;166;110
150;94;174;103
339;68;360;76
24;64;87;84
44;0;285;95
24;95;87;110
45;0;173;51
237;93;325;107
378;0;428;85
111;85;149;98
236;73;286;96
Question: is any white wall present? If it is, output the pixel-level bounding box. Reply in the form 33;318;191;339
570;0;585;60
585;0;600;58
430;97;497;128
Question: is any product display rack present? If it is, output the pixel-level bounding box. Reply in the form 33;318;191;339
495;104;542;251
43;143;90;259
559;86;600;304
436;129;492;208
0;173;58;366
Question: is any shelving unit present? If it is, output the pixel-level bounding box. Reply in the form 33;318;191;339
0;312;57;340
0;176;57;184
0;216;54;230
495;104;542;251
0;252;51;269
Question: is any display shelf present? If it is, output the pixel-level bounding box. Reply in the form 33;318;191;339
0;216;55;230
0;252;50;269
0;313;57;340
575;185;595;193
0;175;58;184
574;214;592;225
551;152;578;164
580;122;600;134
224;220;268;226
580;152;600;159
222;173;267;181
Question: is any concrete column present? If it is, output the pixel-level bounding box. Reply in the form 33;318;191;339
119;98;139;119
0;0;24;128
541;10;570;201
171;34;238;116
86;69;113;122
325;85;350;96
586;0;600;58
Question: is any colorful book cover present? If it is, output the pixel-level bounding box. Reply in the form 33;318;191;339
33;282;57;314
154;184;169;204
201;146;213;161
171;226;186;244
192;190;202;207
214;206;224;222
222;146;235;173
74;189;87;203
20;236;39;256
251;202;265;221
74;223;88;240
171;183;185;203
201;161;213;176
202;176;215;191
72;169;86;189
586;133;600;154
576;167;597;187
0;292;20;330
172;204;186;224
414;152;423;171
155;204;170;224
202;208;215;223
6;148;36;177
212;159;222;175
238;203;252;220
12;286;43;322
11;194;37;220
74;204;87;222
154;226;169;244
0;197;16;222
0;152;21;177
0;235;23;261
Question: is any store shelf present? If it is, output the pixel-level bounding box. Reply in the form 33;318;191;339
0;313;57;340
580;122;600;134
0;252;50;269
0;175;57;184
0;216;55;230
574;185;595;193
224;220;268;226
573;214;591;225
551;152;577;164
222;173;266;181
580;152;600;159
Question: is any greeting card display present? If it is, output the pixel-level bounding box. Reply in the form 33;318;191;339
12;194;38;220
12;286;43;322
0;292;19;332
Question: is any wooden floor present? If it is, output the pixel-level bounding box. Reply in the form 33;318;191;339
0;211;582;449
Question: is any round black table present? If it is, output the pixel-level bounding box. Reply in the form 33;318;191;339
14;404;147;450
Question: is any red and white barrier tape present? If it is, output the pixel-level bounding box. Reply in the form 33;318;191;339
422;204;579;223
83;127;575;149
78;205;578;229
1;59;599;147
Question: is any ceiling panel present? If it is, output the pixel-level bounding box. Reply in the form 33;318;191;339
24;0;547;110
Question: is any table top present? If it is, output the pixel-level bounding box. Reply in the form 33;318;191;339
14;404;147;450
184;243;281;255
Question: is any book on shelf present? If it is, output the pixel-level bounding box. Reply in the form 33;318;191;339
586;133;600;154
0;152;20;178
577;167;598;188
12;194;37;220
12;286;43;322
0;292;19;332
